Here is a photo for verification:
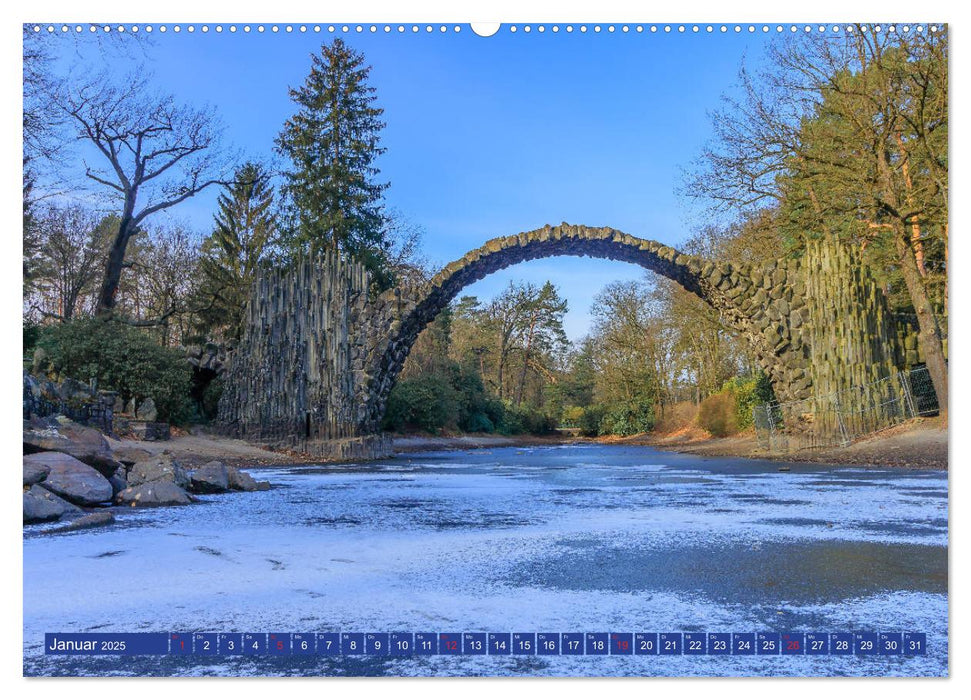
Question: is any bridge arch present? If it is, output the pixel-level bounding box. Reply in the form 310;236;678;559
361;222;810;432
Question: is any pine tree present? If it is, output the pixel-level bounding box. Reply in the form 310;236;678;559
276;38;390;276
196;162;277;341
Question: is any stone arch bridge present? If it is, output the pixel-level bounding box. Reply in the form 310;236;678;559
218;223;904;459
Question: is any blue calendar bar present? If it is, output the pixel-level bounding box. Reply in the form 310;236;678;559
44;631;928;656
45;633;169;655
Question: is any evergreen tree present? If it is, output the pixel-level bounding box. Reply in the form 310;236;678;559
276;38;390;279
196;163;277;341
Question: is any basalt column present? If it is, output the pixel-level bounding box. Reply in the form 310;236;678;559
216;252;392;460
796;238;907;435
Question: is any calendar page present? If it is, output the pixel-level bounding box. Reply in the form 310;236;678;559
20;13;949;681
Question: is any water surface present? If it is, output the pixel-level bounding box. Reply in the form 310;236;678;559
23;445;948;676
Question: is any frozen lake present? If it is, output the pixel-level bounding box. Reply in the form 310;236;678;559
23;444;948;677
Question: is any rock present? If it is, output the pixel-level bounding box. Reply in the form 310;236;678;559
23;370;42;400
31;348;49;376
23;458;50;486
108;473;128;497
127;453;189;489
27;452;113;506
112;417;132;437
226;466;271;492
111;446;153;467
58;377;96;403
23;416;122;477
114;479;192;507
46;511;115;533
125;397;136;415
23;484;81;523
130;421;171;441
189;461;230;493
113;396;126;414
136;397;158;422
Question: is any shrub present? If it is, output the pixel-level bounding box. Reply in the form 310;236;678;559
578;404;606;437
495;404;552;435
561;405;586;427
696;391;738;437
598;398;655;436
383;373;461;433
23;319;41;363
36;316;193;423
722;372;776;431
653;400;699;434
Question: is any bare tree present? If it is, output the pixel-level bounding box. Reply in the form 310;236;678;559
50;74;228;314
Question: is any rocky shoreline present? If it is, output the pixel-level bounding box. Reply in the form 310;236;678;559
23;415;270;530
26;414;945;532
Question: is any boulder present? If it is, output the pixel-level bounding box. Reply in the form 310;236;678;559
111;445;153;467
23;416;122;477
227;466;271;492
108;473;128;497
28;452;113;506
114;479;192;507
127;453;189;489
189;461;230;494
23;484;81;523
46;511;115;533
58;377;96;403
136;397;158;422
31;348;49;376
112;417;133;437
125;397;136;416
23;458;50;486
131;421;170;441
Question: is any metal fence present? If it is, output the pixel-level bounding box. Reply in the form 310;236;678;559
753;366;939;454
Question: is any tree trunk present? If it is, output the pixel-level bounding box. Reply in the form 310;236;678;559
894;230;948;415
515;318;537;406
895;132;927;276
96;217;135;315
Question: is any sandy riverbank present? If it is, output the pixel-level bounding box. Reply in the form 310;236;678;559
107;418;947;471
605;416;948;470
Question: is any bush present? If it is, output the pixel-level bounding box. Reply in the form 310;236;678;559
36;316;193;423
383;373;461;433
23;319;41;363
578;405;606;436
597;397;655;436
696;391;738;437
498;403;558;435
449;364;505;433
653;401;699;435
722;372;776;431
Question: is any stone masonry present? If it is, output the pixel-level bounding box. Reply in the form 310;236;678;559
219;222;906;458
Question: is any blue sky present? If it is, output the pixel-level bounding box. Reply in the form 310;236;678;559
42;24;780;339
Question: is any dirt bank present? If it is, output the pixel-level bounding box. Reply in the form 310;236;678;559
607;416;948;470
106;430;571;468
106;431;324;469
391;434;569;453
106;419;946;471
